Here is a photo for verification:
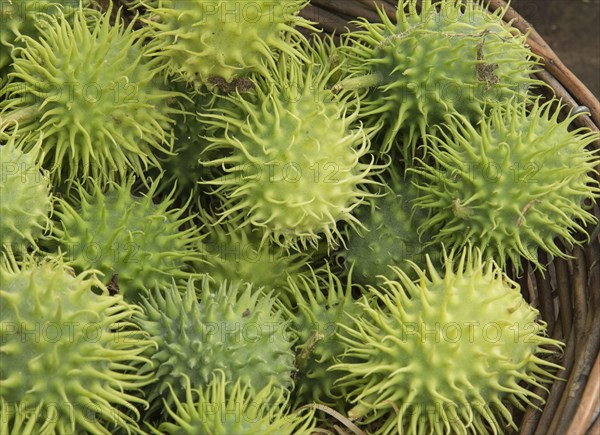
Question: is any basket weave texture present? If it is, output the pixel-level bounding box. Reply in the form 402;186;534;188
299;1;600;433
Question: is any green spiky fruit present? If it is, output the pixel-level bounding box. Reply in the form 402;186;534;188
0;129;52;252
0;253;152;434
332;248;563;435
338;169;437;284
202;42;381;250
289;267;364;408
132;0;314;87
133;278;296;416
194;208;313;304
334;0;541;155
412;99;600;271
149;84;216;200
51;177;202;300
0;7;181;183
150;371;316;435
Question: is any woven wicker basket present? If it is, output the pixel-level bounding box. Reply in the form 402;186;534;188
298;1;600;433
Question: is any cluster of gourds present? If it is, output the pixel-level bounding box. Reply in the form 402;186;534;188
1;0;598;433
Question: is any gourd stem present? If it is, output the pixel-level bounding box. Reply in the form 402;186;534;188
332;73;383;94
0;105;39;128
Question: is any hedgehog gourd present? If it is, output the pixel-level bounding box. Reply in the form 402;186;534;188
334;0;542;156
132;278;296;416
0;253;153;434
132;0;315;88
332;248;564;434
0;7;181;184
201;41;381;250
412;99;600;271
51;177;202;300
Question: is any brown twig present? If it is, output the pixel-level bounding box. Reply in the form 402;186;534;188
555;256;574;339
572;246;590;353
533;253;556;336
533;326;576;433
587;415;600;435
517;199;541;227
586;238;600;311
565;351;600;434
550;308;600;434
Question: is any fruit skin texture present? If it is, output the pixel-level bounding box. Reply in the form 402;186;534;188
150;371;316;435
132;0;314;87
0;253;152;434
0;129;52;251
335;0;541;155
51;177;202;301
288;267;364;408
132;278;296;417
202;46;379;250
412;99;600;271
0;7;181;184
149;83;217;200
1;0;52;71
0;1;88;73
338;170;436;284
332;248;563;435
194;208;313;304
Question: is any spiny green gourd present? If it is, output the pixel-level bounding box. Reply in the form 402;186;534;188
332;248;564;435
194;208;314;304
50;177;203;301
149;83;216;200
0;252;153;434
130;0;315;88
0;7;181;184
337;167;437;284
0;127;52;252
288;267;364;409
132;278;296;417
333;0;542;156
412;99;600;271
201;39;381;250
149;371;316;435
